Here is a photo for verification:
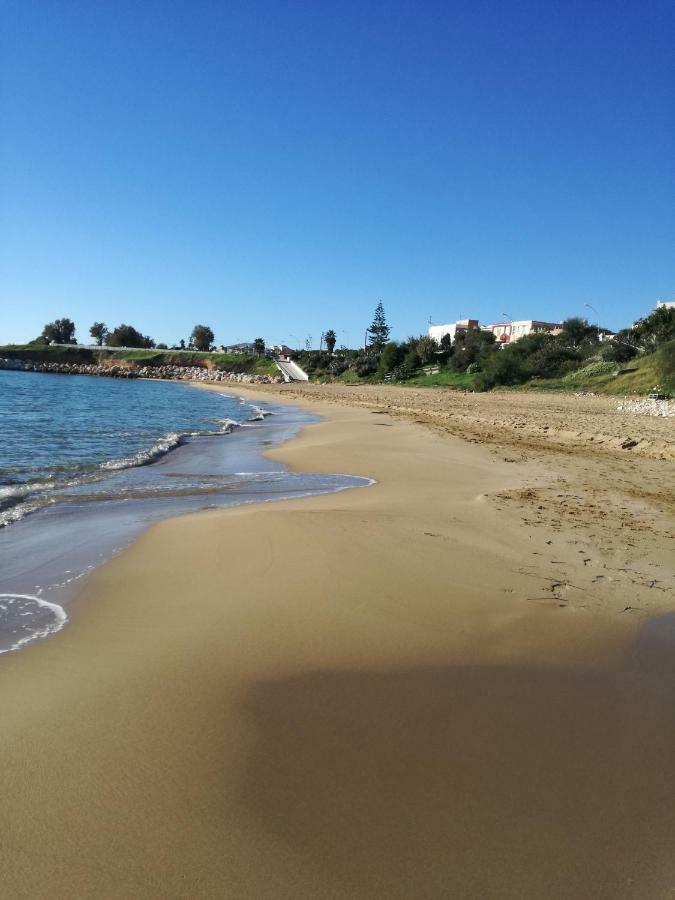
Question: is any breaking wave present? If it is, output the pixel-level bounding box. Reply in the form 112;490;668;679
0;408;268;528
0;594;68;655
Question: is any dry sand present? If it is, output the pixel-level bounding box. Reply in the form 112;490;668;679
0;384;673;898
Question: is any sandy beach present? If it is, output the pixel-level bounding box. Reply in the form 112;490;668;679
1;384;674;898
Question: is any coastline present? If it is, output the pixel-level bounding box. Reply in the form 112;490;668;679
0;378;368;654
1;384;674;897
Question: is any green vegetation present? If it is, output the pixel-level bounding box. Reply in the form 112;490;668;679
41;318;77;344
190;324;214;352
508;343;674;396
405;370;476;389
367;301;390;351
0;344;276;375
323;329;337;353
475;309;674;393
105;323;155;348
89;322;108;345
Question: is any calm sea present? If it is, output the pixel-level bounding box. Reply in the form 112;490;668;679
0;370;368;654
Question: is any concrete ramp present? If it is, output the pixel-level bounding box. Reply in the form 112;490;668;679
274;358;309;382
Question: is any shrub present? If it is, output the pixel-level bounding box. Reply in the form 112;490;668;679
601;331;639;363
377;341;406;376
475;351;526;390
328;357;349;376
355;355;379;377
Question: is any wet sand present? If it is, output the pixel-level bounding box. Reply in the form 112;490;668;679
0;386;673;898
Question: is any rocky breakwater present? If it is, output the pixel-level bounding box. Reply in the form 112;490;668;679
0;357;282;384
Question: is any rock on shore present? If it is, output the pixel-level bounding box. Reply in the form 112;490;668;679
0;357;283;384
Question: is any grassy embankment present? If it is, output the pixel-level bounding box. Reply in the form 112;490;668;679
314;343;674;396
0;344;277;376
512;343;674;396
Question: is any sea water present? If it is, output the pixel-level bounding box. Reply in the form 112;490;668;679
0;370;369;654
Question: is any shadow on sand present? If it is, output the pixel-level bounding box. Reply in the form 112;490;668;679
236;659;675;898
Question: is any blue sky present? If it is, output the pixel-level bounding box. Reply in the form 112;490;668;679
1;0;673;347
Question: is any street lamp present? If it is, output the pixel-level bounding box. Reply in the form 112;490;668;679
585;303;600;332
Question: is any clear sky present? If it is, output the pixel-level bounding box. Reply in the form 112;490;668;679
1;0;673;347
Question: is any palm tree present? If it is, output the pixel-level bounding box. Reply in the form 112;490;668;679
324;329;337;353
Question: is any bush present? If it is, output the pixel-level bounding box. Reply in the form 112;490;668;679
355;354;379;377
328;357;349;376
415;335;439;365
475;351;526;390
402;347;421;372
633;306;675;350
523;343;581;379
450;329;495;371
601;331;639;363
377;341;406;376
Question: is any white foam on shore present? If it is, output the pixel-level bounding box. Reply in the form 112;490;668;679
0;593;68;655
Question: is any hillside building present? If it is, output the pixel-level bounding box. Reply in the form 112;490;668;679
484;320;562;345
428;319;479;344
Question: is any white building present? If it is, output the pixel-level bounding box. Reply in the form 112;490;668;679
656;300;675;310
484;320;562;345
428;319;479;344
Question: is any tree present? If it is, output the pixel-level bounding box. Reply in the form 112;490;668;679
190;324;215;352
377;341;406;376
324;329;337;353
437;333;453;366
450;328;495;372
559;317;596;349
105;324;154;348
89;322;108;346
415;335;439;365
41;318;76;344
633;306;675;351
179;339;186;350
253;337;266;356
601;330;639;363
367;301;390;352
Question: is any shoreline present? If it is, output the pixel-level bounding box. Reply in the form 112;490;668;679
0;381;368;654
1;384;674;897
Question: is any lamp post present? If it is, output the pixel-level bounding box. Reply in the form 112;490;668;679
585;303;600;333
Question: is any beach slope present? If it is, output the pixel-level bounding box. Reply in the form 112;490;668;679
0;392;674;898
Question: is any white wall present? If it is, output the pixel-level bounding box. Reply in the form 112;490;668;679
428;323;457;343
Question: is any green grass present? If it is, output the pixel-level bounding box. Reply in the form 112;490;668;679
514;345;674;397
311;366;476;388
403;370;476;389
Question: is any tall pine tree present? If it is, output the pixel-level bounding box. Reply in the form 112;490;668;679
367;301;390;352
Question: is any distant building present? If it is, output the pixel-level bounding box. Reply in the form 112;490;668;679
224;342;257;354
656;300;675;310
428;319;479;344
484;320;562;345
